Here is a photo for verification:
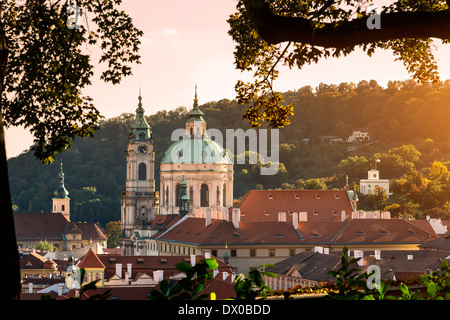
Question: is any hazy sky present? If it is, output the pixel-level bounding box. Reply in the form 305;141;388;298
5;0;450;158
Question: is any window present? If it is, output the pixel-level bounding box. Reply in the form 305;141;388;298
61;205;65;211
139;132;146;140
200;184;209;207
211;250;217;257
250;249;256;257
289;249;296;256
95;273;101;281
269;249;275;257
231;249;237;257
223;183;227;207
138;163;146;180
175;183;182;207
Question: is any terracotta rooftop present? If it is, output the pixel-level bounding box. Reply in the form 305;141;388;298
14;212;107;241
332;219;437;244
154;216;438;246
78;248;106;269
234;190;354;222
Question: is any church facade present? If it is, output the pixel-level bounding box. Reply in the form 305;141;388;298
120;87;233;255
159;86;234;217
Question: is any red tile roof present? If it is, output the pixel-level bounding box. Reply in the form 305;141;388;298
14;212;107;241
78;248;106;269
332;219;437;244
98;253;232;280
234;190;353;222
154;216;438;246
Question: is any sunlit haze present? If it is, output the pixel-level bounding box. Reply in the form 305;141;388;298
5;0;450;158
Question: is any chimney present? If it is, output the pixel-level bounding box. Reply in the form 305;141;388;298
153;270;164;282
223;208;229;222
299;211;307;222
341;211;346;222
381;211;391;219
116;263;122;278
314;246;323;254
205;252;211;259
232;208;240;229
28;282;33;294
231;273;236;282
354;250;364;267
125;272;130;283
352;211;359;219
222;271;229;280
127;263;132;278
213;269;219;278
375;250;381;261
407;255;413;260
206;208;212;227
278;212;286;222
57;283;64;296
323;248;329;255
292;212;298;230
190;254;196;267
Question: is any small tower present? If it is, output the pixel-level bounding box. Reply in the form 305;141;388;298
52;160;70;221
178;174;190;217
185;85;207;138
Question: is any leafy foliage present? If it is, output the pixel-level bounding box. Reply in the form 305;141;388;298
233;264;277;300
326;247;371;300
1;0;142;163
228;0;446;128
148;258;219;300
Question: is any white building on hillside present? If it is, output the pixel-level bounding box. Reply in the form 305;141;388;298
359;169;391;197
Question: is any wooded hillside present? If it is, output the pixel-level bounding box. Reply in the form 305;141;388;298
8;79;450;227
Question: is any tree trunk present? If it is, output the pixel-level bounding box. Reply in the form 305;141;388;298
0;18;21;300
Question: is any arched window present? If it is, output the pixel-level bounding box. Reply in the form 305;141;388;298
175;183;182;207
189;186;193;210
201;184;209;207
166;187;169;207
223;183;227;207
138;163;146;180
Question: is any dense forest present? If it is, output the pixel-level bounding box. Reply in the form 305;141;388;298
8;79;450;227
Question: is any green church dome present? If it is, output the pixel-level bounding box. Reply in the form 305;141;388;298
161;138;232;165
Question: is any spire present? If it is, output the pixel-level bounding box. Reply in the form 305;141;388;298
54;159;69;199
194;84;198;106
130;89;152;142
186;84;205;123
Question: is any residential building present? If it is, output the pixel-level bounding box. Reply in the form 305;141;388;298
265;248;450;290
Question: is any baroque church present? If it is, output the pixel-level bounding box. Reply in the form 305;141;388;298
120;87;234;255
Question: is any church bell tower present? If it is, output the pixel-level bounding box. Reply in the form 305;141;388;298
120;91;159;252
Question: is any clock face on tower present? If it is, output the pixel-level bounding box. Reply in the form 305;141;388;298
137;144;148;155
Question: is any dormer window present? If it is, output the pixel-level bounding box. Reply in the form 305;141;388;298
268;194;273;199
294;194;300;199
315;194;321;199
